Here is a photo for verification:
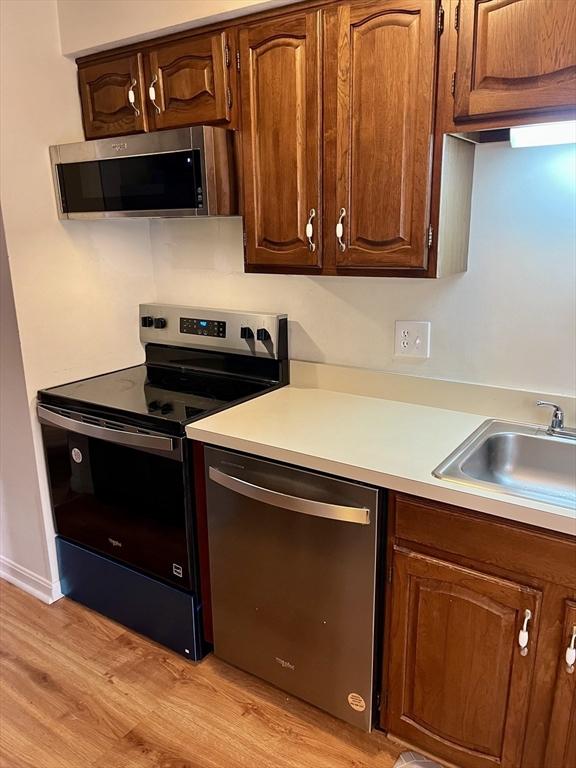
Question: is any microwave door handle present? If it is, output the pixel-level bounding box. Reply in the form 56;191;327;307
37;405;175;453
208;467;370;525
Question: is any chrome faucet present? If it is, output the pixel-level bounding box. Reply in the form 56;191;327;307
537;401;565;433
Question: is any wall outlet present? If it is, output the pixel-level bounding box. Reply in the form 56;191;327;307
394;321;431;358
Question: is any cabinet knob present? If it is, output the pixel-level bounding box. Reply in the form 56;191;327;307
306;208;316;252
148;75;161;115
127;79;140;117
518;608;532;656
336;208;346;252
566;625;576;673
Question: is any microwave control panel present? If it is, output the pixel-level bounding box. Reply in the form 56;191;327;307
179;317;227;338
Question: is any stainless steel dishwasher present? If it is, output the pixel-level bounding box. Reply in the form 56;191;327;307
204;446;382;731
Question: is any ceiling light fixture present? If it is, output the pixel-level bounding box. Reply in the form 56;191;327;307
509;121;576;148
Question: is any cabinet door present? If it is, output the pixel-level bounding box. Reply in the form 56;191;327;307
324;0;437;271
545;600;576;768
147;31;232;129
78;54;148;139
387;548;541;768
454;0;576;120
239;13;322;269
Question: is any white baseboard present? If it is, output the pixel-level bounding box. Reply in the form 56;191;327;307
0;555;62;604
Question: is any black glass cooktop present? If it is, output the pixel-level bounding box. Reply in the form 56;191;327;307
38;356;282;437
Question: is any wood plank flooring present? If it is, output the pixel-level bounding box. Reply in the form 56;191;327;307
0;580;402;768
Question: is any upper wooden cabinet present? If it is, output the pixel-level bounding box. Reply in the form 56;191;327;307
324;0;438;270
239;13;322;269
454;0;576;121
78;54;148;139
77;31;238;139
241;0;444;276
146;31;235;130
388;548;541;768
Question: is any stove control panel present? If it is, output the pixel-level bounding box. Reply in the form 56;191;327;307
140;304;287;360
180;317;226;338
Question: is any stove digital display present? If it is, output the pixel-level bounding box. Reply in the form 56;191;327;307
180;317;226;338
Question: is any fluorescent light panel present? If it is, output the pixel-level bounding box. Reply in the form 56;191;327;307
510;121;576;148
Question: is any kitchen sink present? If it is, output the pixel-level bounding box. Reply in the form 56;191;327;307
433;420;576;510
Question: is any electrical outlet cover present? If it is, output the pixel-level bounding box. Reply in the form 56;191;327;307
394;321;431;358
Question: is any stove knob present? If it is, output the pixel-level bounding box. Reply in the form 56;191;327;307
256;328;271;342
160;402;174;415
148;400;161;412
154;317;167;329
141;316;154;328
240;326;254;340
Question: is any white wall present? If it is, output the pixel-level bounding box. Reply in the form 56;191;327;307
0;0;157;598
57;0;299;56
150;142;576;395
0;212;53;598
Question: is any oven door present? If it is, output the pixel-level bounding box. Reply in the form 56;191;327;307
38;405;192;589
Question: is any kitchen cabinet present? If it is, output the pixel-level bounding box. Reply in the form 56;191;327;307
453;0;576;122
383;493;576;768
388;548;540;768
241;0;445;275
239;12;322;269
545;600;576;768
77;31;238;139
78;54;148;139
323;0;438;271
146;31;236;130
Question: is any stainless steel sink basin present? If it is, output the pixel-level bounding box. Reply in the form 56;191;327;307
433;420;576;510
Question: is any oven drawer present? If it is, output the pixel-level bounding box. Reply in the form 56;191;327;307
57;538;203;660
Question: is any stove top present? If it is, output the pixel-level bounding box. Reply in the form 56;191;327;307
38;361;277;434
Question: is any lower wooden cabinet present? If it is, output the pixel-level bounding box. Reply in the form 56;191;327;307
388;548;540;768
545;600;576;768
383;493;576;768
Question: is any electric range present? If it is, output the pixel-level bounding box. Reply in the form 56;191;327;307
37;304;288;659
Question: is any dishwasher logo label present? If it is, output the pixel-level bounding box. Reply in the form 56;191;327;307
347;693;366;712
108;538;122;548
275;657;295;671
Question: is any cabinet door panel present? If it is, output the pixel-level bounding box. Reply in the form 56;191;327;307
148;32;231;129
387;548;541;768
455;0;576;120
240;13;322;268
326;1;437;270
545;600;576;768
78;54;147;139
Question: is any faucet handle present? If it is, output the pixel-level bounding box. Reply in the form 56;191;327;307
536;401;564;431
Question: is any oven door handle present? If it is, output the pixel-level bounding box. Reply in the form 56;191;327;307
37;405;176;454
208;467;370;525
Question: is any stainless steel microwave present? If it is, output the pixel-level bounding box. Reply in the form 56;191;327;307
49;127;238;220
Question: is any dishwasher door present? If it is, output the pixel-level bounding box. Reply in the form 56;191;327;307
205;446;381;731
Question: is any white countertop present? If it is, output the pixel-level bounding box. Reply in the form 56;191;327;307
186;386;576;537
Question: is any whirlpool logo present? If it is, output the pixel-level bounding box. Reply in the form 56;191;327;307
275;657;295;671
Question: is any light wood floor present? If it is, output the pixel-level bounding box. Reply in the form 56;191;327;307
0;580;402;768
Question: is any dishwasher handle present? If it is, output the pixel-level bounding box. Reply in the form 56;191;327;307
208;466;370;525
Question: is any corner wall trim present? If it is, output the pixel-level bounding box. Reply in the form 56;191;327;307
0;555;62;604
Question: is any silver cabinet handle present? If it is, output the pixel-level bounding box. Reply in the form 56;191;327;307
305;208;316;252
518;608;532;656
209;466;370;525
148;75;161;114
336;207;346;252
566;625;576;673
127;79;140;116
37;405;176;454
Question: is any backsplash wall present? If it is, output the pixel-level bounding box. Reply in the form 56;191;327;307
150;142;576;396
